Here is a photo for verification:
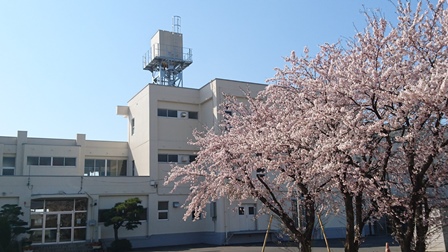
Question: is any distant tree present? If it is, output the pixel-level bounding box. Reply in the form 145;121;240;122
103;198;144;242
0;204;28;252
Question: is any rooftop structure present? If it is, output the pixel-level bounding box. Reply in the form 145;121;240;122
142;16;192;87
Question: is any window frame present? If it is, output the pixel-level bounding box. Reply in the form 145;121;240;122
27;156;76;167
158;201;169;220
84;159;127;177
158;108;198;119
2;156;16;176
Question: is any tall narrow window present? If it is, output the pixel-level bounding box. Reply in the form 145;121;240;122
2;157;15;175
131;118;135;135
158;201;169;220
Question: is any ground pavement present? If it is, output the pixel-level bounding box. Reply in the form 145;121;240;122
137;244;400;252
136;236;400;252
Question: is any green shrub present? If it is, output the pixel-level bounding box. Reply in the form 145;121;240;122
109;239;132;252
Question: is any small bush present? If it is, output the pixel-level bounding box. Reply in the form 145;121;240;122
110;239;132;252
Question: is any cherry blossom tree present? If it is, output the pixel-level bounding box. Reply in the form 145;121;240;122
166;86;333;251
167;1;448;252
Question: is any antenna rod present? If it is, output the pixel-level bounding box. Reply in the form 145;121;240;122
173;16;181;33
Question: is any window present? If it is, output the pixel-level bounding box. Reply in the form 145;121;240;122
158;109;198;119
2;157;15;176
256;168;266;178
65;158;76;166
189;155;198;163
188;112;198;119
157;109;166;117
30;198;88;244
248;206;255;215
158;201;169;220
84;159;127;176
158;154;178;163
27;156;76;167
167;110;177;117
39;157;51;166
53;157;76;166
158;154;197;164
131;118;135;135
191;211;202;220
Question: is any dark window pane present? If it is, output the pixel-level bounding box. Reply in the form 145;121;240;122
53;157;64;166
131;118;135;135
45;230;57;242
2;168;14;175
60;213;72;227
188;112;198;119
39;157;51;166
189;155;197;163
95;160;106;176
95;159;105;167
167;110;177;117
27;157;39;165
108;160;117;176
248;207;255;215
168;155;178;163
31;214;43;228
46;199;73;211
45;214;58;228
158;212;168;219
65;158;76;166
157;109;167;117
238;207;244;215
73;228;86;241
31;200;44;212
75;212;87;227
59;229;71;242
30;230;43;243
158;154;167;162
3;157;15;167
118;160;127;176
158;201;169;210
84;159;94;176
75;198;88;210
85;159;94;167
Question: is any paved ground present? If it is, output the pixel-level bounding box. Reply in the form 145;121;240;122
136;237;401;252
136;243;400;252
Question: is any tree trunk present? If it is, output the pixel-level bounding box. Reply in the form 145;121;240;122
113;226;119;241
415;201;429;252
299;239;312;252
354;194;365;251
344;193;356;252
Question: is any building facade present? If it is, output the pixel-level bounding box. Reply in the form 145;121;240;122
2;79;314;249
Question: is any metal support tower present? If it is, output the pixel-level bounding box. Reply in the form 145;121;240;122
142;16;192;87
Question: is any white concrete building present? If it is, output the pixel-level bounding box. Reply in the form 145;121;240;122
0;79;289;249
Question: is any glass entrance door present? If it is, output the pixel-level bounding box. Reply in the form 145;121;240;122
42;213;73;243
30;198;87;244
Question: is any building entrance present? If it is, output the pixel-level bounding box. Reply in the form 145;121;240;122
30;198;88;244
238;204;256;231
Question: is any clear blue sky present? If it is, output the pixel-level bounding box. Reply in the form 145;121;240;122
0;1;423;141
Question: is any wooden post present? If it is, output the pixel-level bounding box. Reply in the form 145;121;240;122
262;215;273;252
317;213;330;252
385;242;390;252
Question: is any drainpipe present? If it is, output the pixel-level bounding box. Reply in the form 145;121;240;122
147;194;150;237
224;199;228;244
